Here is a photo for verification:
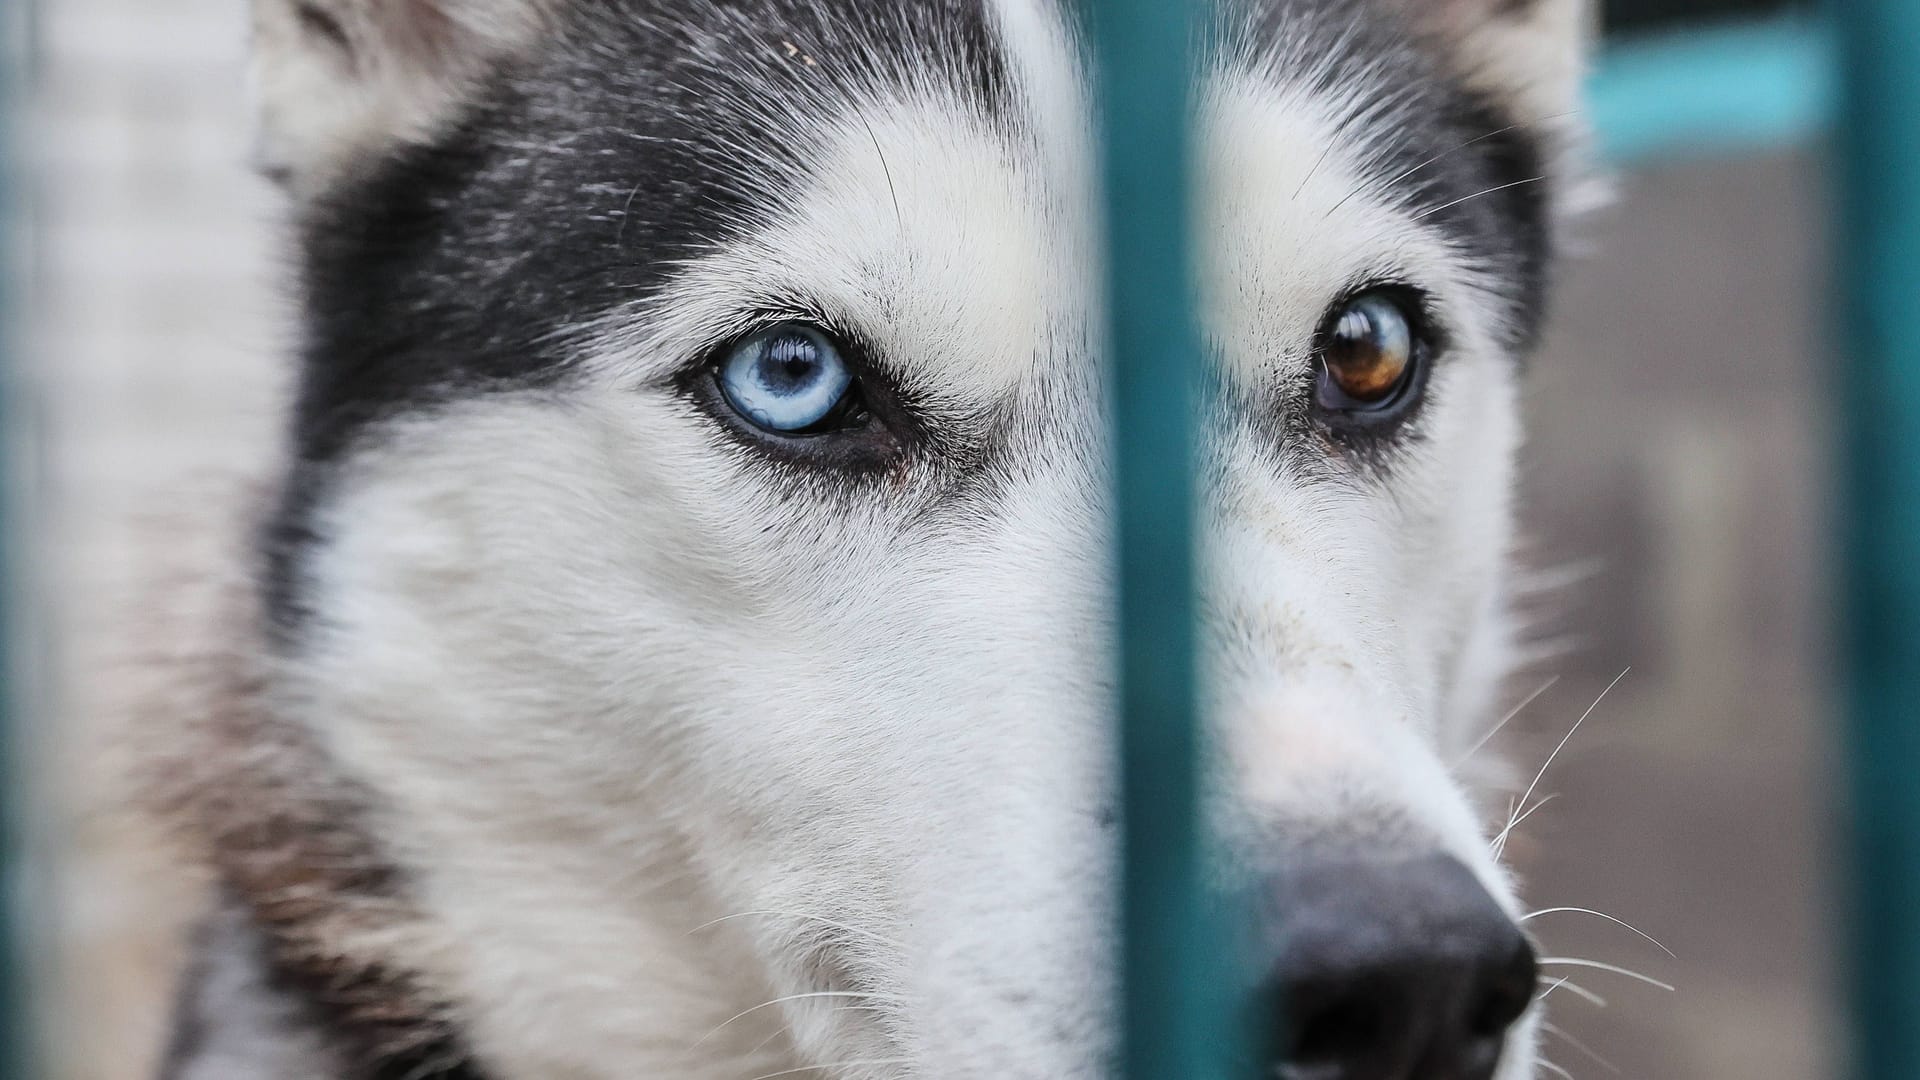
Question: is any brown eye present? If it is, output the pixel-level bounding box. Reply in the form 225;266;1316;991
1315;291;1422;413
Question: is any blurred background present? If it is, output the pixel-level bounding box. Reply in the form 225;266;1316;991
12;1;1840;1078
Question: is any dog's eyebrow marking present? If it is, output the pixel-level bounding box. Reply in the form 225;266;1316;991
1322;110;1571;221
1412;174;1546;221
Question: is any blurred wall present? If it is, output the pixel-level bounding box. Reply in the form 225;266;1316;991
33;2;284;1077
1512;148;1840;1079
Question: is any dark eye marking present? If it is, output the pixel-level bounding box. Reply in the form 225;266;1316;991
691;319;910;471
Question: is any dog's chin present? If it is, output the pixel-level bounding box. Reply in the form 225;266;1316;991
780;1012;1545;1080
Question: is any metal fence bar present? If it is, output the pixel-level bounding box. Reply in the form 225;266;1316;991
1092;2;1227;1078
1835;0;1920;1077
1587;15;1835;165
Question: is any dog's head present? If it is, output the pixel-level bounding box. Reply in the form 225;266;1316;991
228;0;1589;1076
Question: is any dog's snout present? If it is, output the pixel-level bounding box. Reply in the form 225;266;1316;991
1255;853;1537;1080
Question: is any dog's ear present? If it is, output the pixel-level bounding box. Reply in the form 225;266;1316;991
250;0;554;196
1415;0;1592;127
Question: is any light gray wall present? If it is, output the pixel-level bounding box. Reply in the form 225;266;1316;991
32;3;284;1078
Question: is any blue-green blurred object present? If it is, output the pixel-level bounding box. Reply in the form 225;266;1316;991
1093;0;1233;1078
1589;15;1836;165
1834;0;1920;1078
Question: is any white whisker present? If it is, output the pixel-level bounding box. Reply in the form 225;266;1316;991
1510;668;1632;832
1458;675;1561;765
1538;976;1608;1008
1539;957;1675;993
750;1058;914;1080
1523;907;1676;958
1413;176;1547;221
749;1026;788;1056
1491;795;1520;858
690;910;906;950
1293;140;1340;199
1537;1058;1577;1080
1493;794;1560;861
695;991;901;1048
1541;1021;1620;1075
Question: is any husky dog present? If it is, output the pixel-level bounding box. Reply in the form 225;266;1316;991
141;0;1590;1077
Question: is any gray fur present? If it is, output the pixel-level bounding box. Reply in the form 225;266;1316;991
140;0;1592;1075
161;907;345;1080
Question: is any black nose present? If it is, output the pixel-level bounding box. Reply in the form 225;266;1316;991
1254;854;1538;1080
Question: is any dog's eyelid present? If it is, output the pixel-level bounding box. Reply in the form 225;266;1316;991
678;307;934;468
1330;275;1447;346
687;306;897;382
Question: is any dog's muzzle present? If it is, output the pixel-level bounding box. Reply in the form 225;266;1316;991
1253;853;1537;1080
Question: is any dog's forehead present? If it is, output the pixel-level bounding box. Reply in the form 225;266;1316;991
570;0;1545;393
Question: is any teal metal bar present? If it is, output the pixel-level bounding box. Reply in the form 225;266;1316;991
1091;1;1227;1078
1588;16;1836;165
1835;1;1920;1077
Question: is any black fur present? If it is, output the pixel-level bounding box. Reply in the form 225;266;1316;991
162;903;486;1080
1420;86;1555;351
265;0;1555;628
1236;0;1555;349
229;1;1562;1064
266;0;1014;630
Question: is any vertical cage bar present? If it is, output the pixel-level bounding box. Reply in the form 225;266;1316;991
1835;0;1920;1077
1091;1;1224;1078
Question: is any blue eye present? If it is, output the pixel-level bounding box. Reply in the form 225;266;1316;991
716;323;856;434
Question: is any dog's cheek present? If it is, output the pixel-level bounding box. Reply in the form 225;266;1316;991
1385;353;1525;754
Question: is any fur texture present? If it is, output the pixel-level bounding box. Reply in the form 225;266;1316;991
142;0;1592;1076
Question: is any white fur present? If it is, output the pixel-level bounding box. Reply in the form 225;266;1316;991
250;0;555;194
226;0;1589;1076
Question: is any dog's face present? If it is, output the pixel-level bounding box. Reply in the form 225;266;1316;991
240;0;1586;1076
